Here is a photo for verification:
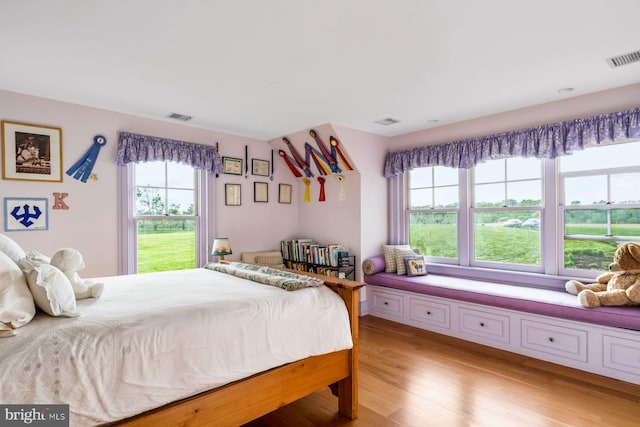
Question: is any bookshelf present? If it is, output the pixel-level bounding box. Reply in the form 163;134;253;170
280;239;356;280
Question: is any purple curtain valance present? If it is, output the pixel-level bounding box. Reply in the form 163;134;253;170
116;131;223;175
384;107;640;177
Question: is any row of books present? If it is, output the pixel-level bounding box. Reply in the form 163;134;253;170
280;239;349;268
283;261;347;279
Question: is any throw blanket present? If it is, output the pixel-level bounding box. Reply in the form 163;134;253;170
205;262;324;291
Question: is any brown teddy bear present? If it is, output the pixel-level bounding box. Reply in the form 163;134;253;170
565;242;640;307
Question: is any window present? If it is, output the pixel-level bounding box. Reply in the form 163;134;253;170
408;166;458;261
559;142;640;277
119;161;212;274
134;162;199;273
471;157;542;272
403;140;640;284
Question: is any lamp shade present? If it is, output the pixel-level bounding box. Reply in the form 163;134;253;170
212;238;232;259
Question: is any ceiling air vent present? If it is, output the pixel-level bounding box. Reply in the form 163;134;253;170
375;118;400;126
167;113;192;121
605;50;640;68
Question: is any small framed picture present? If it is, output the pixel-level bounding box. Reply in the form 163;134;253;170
252;158;270;177
254;182;268;203
225;183;241;206
279;184;292;204
2;121;63;182
4;197;49;231
223;157;243;175
404;256;427;276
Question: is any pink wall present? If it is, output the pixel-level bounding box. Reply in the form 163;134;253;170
0;90;297;276
265;123;390;282
269;124;361;259
214;136;300;261
332;124;388;267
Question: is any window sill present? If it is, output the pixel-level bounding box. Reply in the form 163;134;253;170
423;263;594;292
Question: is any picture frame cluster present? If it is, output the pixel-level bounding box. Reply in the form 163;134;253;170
222;155;291;205
1;121;63;232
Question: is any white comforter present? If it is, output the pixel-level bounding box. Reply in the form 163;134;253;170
0;268;353;426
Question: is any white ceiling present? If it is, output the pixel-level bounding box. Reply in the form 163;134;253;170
1;0;639;141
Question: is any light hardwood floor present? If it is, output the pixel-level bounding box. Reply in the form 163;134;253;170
245;315;640;427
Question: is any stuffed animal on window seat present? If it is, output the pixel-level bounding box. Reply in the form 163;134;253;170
50;248;104;300
565;242;640;308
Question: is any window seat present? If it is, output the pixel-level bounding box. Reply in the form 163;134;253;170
363;256;640;332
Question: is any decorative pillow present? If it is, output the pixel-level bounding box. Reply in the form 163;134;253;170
404;256;428;276
0;251;36;337
394;248;421;275
362;256;385;275
23;263;79;318
254;254;285;268
0;234;26;265
383;244;410;273
23;250;51;266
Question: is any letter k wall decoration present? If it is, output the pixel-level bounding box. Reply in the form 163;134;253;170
3;197;48;231
52;192;69;210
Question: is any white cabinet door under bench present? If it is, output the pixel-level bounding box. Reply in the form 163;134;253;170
366;284;640;386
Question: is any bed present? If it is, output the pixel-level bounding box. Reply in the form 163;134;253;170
0;260;363;426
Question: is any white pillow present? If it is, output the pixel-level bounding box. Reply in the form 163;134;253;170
382;244;410;273
23;250;51;266
0;233;26;265
0;251;36;336
394;247;422;275
23;263;79;318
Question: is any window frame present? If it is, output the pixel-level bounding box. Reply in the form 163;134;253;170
407;165;461;264
558;162;640;278
469;157;544;273
118;162;215;275
401;141;640;290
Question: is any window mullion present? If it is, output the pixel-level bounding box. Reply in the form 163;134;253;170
503;159;508;207
542;158;556;276
164;162;169;216
459;168;470;266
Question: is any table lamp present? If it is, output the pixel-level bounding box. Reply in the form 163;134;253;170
212;238;232;261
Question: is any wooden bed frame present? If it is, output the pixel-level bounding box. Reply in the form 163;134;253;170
116;271;364;427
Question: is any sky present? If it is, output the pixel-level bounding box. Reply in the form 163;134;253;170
134;161;196;213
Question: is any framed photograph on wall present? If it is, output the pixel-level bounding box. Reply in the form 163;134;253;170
251;158;270;177
254;182;268;203
278;184;292;204
225;183;241;206
1;121;63;182
4;197;49;231
222;157;243;175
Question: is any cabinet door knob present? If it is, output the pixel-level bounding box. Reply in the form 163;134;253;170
479;322;486;327
426;311;431;315
384;301;389;306
548;337;555;342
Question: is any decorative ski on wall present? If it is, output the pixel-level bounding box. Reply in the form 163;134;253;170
274;126;356;202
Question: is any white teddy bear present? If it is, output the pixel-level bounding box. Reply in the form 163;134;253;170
50;248;104;299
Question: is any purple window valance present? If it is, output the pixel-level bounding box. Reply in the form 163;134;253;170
384;107;640;178
116;131;223;175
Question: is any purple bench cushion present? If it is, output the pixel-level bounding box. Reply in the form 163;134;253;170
364;270;640;331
